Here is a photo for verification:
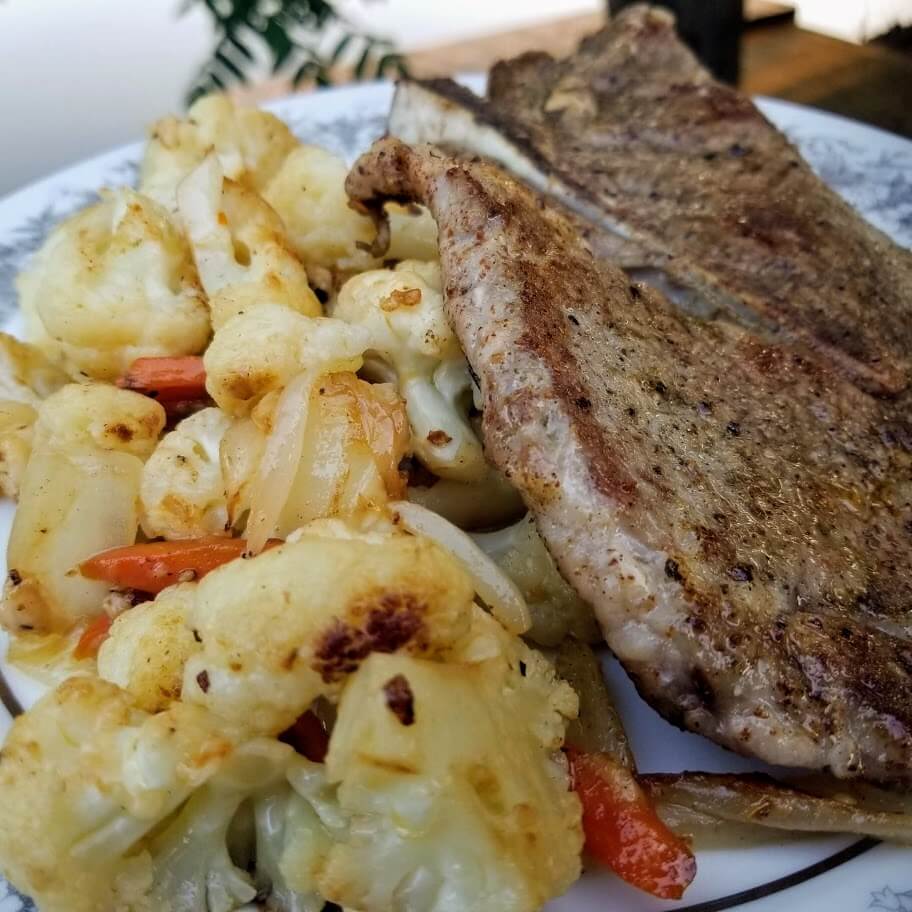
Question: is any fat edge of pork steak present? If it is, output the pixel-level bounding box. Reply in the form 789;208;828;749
346;137;912;786
388;5;912;397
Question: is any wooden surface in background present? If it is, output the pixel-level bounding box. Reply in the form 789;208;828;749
407;14;604;77
742;22;912;138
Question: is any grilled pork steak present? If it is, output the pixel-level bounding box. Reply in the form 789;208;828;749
347;138;912;785
388;5;912;397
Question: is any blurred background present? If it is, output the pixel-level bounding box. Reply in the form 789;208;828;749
2;0;912;197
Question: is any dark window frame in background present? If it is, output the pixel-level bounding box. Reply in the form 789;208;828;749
608;0;744;83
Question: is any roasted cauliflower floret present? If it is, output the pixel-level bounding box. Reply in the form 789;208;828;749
263;144;378;274
97;583;200;712
182;529;474;735
141;407;231;539
2;385;165;634
473;515;600;646
334;260;484;482
177;155;321;328
316;619;582;912
0;676;242;912
145;737;303;912
29;382;165;458
16;189;209;381
140;94;298;207
263;146;440;277
203;304;368;416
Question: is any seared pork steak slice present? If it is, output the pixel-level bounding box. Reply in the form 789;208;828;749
388;6;912;397
347;138;912;785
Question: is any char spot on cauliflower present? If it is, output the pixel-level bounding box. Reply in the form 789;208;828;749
313;592;428;683
382;673;415;726
106;422;135;442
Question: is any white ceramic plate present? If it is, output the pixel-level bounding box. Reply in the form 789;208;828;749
1;79;911;912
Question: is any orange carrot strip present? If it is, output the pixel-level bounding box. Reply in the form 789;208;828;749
79;536;275;594
568;748;696;899
117;356;207;402
73;614;113;660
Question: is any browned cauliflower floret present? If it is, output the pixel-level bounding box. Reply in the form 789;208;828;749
141;407;231;540
140;94;298;207
0;676;242;912
97;583;201;712
182;525;475;734
17;189;209;381
315;606;582;912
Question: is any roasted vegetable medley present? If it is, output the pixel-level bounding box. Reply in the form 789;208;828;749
0;96;908;912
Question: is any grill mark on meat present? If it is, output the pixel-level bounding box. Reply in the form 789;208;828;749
346;137;912;785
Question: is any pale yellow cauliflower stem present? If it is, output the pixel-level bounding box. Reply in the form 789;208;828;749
141;407;231;540
334;260;486;483
0;332;69;406
183;526;475;734
473;515;600;647
17;189;209;381
140;94;298;208
1;384;165;634
177;154;321;328
0;402;37;499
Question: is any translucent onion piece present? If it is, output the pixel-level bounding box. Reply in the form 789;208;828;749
641;772;912;845
176;154;237;292
245;372;314;554
390;500;531;634
220;417;265;529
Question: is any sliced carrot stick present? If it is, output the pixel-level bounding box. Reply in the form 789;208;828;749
79;536;277;594
117;356;208;403
567;748;696;900
279;710;330;763
73;614;113;660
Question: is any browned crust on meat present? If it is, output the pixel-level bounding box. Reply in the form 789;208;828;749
398;4;912;396
346;137;912;784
